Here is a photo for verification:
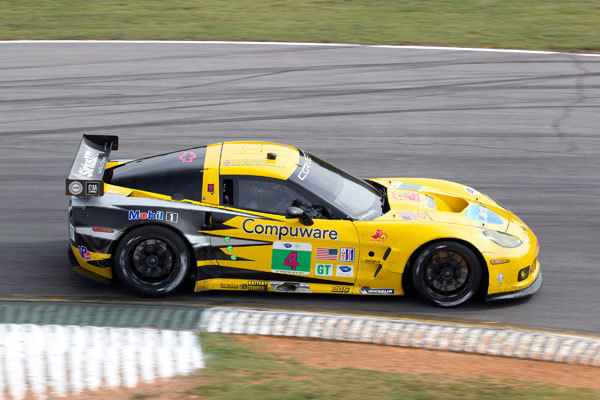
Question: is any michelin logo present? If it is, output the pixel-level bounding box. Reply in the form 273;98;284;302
359;288;394;295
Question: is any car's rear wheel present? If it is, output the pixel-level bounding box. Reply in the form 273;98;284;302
412;241;481;307
114;225;191;297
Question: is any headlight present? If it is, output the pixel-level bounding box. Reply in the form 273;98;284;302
484;230;523;248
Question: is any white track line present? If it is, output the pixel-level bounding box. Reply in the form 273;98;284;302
0;40;599;57
0;324;204;400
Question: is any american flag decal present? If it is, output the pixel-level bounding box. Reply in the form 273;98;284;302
316;248;338;260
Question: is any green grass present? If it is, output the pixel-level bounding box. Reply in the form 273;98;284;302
1;0;600;51
131;393;153;400
192;332;600;400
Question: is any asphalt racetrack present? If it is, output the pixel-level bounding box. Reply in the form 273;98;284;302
1;42;599;333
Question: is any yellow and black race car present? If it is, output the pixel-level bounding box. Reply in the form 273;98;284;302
67;134;541;306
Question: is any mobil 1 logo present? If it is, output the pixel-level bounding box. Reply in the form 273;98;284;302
165;212;178;223
315;263;333;277
128;210;178;223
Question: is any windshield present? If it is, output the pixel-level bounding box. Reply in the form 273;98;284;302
289;150;384;220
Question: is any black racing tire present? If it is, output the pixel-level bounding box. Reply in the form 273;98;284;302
113;225;191;297
412;241;482;307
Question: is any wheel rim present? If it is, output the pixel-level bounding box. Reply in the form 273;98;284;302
424;250;470;295
127;238;178;287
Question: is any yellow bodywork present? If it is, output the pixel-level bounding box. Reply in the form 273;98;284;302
83;141;540;298
70;244;113;279
191;142;540;297
219;141;300;179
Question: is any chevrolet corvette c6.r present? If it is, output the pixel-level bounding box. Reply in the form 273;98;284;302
66;135;541;306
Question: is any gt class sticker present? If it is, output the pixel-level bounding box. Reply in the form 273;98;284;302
271;241;312;275
315;263;334;277
336;264;354;278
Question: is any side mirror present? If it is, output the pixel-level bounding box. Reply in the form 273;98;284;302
285;206;314;226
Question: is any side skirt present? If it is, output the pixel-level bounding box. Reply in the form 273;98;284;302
194;278;401;296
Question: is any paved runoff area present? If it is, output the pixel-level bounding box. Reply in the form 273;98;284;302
1;42;600;333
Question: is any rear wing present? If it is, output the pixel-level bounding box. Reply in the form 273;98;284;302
66;134;119;196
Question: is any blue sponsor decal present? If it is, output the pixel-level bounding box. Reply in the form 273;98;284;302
339;266;352;273
284;243;292;249
78;245;91;260
424;194;436;210
359;288;394;295
465;205;503;225
340;247;355;262
128;210;164;221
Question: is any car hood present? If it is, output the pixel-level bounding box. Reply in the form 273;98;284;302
368;178;521;232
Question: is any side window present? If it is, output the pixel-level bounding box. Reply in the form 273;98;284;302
237;178;308;215
222;178;234;206
220;176;341;219
220;177;310;215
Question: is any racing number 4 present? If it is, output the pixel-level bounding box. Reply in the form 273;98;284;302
271;241;311;276
284;251;299;270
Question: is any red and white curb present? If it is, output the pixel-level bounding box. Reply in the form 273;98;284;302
0;324;204;400
199;307;600;367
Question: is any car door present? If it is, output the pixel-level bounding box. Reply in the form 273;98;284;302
210;175;360;291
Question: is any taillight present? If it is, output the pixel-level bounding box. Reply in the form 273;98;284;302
92;226;114;233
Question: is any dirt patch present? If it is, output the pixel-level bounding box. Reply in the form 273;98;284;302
234;334;600;390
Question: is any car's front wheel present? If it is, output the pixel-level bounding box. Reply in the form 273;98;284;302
114;225;191;297
412;241;482;307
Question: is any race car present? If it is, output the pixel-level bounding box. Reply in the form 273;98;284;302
66;134;541;306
